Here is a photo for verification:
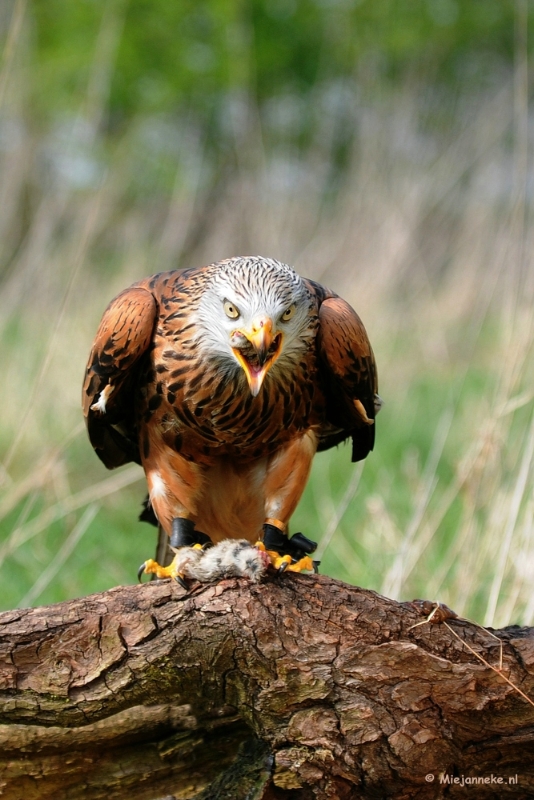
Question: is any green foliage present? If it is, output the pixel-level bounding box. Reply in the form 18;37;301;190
0;325;515;625
0;0;532;629
30;0;528;135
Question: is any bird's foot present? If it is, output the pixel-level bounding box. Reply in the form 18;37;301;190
257;524;319;574
139;543;205;588
255;542;315;573
139;517;214;587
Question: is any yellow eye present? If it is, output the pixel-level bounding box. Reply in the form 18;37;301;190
224;299;240;319
281;304;296;322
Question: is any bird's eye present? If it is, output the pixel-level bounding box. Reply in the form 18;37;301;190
223;299;240;319
281;304;296;322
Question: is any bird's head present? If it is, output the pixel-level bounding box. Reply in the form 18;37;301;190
195;256;315;396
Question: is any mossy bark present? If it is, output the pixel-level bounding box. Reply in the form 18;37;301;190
0;574;533;799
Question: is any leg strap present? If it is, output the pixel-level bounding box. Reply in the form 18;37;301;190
170;518;212;549
262;523;317;560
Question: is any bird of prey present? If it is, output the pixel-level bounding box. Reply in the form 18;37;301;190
82;256;380;584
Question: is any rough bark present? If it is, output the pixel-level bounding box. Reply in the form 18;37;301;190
0;574;533;800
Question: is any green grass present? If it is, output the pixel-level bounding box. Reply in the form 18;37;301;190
1;62;533;628
2;319;532;629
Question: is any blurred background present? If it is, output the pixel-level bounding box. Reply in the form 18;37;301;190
0;0;532;627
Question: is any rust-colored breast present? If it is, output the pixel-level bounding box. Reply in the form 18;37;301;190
134;269;325;464
83;263;378;472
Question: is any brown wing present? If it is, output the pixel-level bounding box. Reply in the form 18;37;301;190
306;280;379;462
82;287;157;468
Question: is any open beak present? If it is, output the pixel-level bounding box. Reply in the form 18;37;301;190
232;317;282;396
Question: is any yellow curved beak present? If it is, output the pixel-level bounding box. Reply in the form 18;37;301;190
232;317;282;396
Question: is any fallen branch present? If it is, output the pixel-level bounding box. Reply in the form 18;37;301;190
0;574;533;799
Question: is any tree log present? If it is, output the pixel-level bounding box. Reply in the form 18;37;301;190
0;574;533;799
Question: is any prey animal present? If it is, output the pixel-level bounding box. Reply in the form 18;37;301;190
83;256;380;584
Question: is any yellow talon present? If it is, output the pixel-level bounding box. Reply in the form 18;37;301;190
254;541;313;573
255;541;290;566
141;556;183;580
286;555;314;573
271;553;292;570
